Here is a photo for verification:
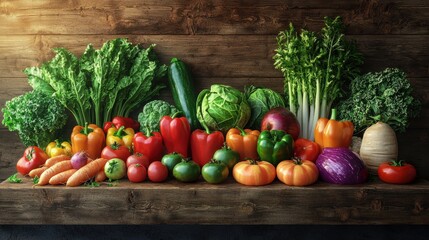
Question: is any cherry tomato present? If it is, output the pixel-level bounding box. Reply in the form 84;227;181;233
126;152;150;169
276;159;319;186
127;163;147;183
378;160;417;184
16;146;49;175
147;161;169;183
293;138;320;162
101;143;131;161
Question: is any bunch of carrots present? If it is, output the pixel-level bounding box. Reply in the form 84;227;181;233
29;155;108;187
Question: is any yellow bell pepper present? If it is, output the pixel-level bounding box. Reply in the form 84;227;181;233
46;139;72;157
106;126;135;148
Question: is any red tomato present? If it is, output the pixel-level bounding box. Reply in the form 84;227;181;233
126;152;150;169
147;161;169;183
127;163;147;183
276;159;319;186
378;160;417;184
293;138;320;162
232;160;276;186
101;143;131;161
16;146;49;175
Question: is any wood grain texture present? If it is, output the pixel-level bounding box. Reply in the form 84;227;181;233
0;35;428;78
0;178;428;225
0;0;428;35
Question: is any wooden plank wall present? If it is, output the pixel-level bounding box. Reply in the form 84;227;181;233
0;0;428;180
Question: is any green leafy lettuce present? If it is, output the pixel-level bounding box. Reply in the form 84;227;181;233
24;38;166;127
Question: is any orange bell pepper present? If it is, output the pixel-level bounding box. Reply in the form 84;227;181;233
71;123;105;159
314;109;354;148
226;128;260;161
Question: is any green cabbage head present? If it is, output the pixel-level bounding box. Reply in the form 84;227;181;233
196;84;250;133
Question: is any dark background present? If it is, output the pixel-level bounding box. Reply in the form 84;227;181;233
1;225;429;240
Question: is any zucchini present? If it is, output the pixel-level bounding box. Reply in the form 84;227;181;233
168;58;200;130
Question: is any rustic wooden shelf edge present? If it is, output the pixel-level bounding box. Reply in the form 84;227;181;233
1;178;428;225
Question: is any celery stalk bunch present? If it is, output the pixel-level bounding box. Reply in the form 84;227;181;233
273;16;363;140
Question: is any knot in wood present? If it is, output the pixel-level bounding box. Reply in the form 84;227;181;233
127;190;136;210
240;202;256;216
356;189;368;201
413;201;424;215
335;208;351;222
371;199;383;211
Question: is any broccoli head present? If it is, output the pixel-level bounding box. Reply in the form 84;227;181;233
138;100;181;134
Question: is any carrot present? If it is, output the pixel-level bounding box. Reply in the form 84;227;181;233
94;169;107;182
49;169;78;185
45;155;70;168
87;157;94;164
29;166;48;178
66;158;108;187
38;160;73;186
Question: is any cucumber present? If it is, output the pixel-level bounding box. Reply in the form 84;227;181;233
168;58;200;130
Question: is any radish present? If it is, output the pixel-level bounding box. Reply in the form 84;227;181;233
71;151;89;170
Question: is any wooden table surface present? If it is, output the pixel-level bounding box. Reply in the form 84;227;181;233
1;177;428;225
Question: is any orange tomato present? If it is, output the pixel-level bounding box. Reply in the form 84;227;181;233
232;159;276;186
276;159;319;186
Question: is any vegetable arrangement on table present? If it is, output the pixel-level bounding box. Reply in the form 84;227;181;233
2;16;421;187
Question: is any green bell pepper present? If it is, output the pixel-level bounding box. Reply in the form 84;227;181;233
257;130;294;166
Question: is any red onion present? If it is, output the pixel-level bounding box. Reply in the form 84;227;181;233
315;148;368;184
71;151;88;169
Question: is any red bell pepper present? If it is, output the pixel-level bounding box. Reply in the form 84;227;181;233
160;116;191;157
133;132;164;163
104;116;140;133
191;129;224;167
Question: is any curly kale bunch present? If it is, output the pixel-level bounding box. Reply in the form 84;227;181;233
138;100;181;134
2;90;68;149
337;68;421;133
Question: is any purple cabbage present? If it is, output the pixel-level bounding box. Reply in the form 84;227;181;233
315;148;368;184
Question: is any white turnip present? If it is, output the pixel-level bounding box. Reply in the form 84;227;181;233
360;122;398;173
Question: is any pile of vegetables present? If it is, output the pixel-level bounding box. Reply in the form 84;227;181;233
336;68;421;172
3;16;422;187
